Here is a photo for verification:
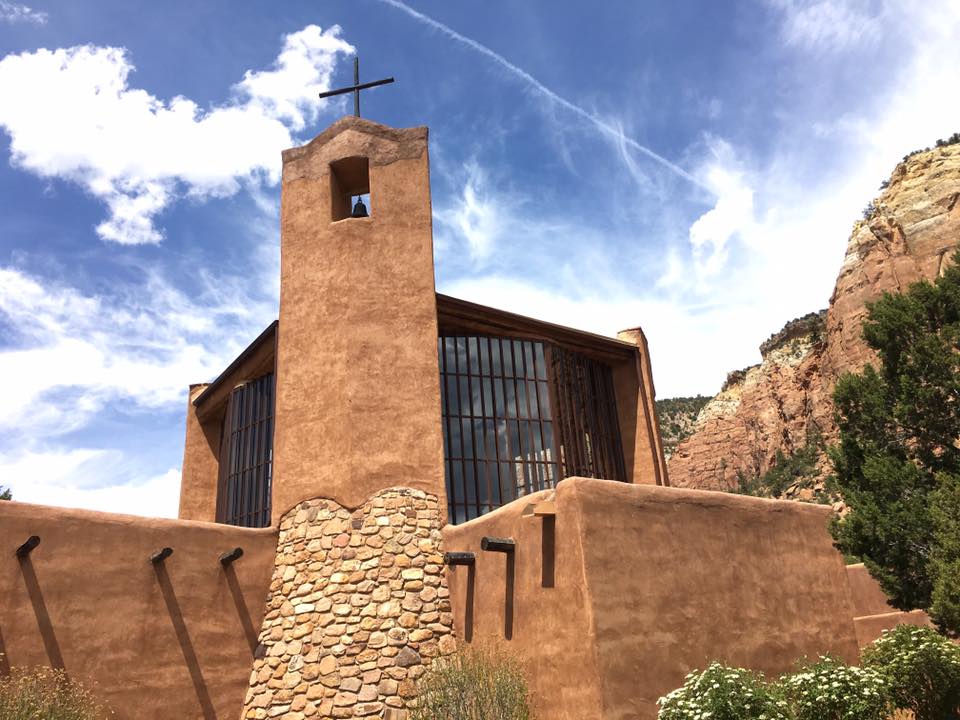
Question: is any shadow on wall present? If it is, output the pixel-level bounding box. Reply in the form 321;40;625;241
0;501;278;720
153;561;216;720
18;554;66;671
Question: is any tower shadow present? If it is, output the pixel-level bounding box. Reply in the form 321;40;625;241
153;563;216;720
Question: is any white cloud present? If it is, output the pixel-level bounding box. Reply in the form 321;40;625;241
687;139;755;279
1;448;180;518
769;0;883;50
0;25;354;244
0;264;276;438
0;1;47;25
0;257;277;516
435;162;508;262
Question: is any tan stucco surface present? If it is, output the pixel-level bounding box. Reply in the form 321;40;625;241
615;328;669;486
179;383;221;522
443;485;606;719
444;478;860;720
0;501;277;719
845;563;934;648
272;116;445;521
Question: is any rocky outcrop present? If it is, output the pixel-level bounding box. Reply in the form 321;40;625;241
669;144;960;491
655;395;711;460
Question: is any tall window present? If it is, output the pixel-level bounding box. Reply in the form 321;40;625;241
218;373;274;528
439;336;625;523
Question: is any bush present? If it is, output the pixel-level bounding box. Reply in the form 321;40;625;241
862;625;960;720
410;646;533;720
0;665;109;720
780;655;890;720
657;662;788;720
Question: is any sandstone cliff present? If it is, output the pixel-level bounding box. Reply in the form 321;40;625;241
668;143;960;493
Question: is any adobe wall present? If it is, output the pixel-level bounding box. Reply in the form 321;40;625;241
444;478;860;720
617;327;669;486
845;563;933;648
239;488;456;719
272;117;445;522
179;382;221;522
0;500;277;719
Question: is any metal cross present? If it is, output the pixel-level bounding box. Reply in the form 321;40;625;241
318;57;395;118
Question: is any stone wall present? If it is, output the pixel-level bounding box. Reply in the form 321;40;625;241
241;488;456;719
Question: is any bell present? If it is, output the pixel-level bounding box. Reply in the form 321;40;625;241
351;196;369;218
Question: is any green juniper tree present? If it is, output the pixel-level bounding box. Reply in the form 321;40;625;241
0;485;10;500
830;250;960;636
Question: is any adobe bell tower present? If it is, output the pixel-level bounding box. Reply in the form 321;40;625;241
271;116;446;521
239;119;457;718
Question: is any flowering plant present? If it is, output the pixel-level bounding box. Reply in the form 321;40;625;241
657;662;789;720
861;625;960;720
780;655;890;720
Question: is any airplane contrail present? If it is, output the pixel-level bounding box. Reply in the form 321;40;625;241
374;0;709;193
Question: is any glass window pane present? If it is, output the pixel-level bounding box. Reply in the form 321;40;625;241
446;376;459;416
538;381;551;418
479;337;490;376
502;339;514;376
534;342;547;380
468;337;478;373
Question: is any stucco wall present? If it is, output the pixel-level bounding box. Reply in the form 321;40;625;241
179;382;221;522
444;478;860;720
0;501;277;719
272;117;446;522
845;563;934;648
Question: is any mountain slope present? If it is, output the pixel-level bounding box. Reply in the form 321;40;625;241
668;142;960;492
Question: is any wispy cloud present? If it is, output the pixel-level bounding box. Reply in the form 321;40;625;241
375;0;708;193
769;0;883;50
0;1;47;25
0;24;353;244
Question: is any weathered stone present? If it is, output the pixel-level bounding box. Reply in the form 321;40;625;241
240;491;455;719
394;647;421;668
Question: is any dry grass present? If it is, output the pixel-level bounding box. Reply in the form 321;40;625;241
0;665;110;720
410;645;533;720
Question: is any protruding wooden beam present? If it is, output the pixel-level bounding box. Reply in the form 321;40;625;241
219;547;244;566
15;535;40;558
480;536;515;553
150;547;173;564
444;551;476;566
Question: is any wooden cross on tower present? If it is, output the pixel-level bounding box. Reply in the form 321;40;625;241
318;57;395;118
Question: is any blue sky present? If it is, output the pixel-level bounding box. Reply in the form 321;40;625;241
1;0;958;516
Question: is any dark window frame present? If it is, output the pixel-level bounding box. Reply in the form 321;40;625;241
439;334;625;524
216;373;275;528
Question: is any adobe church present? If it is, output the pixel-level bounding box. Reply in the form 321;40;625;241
0;114;919;720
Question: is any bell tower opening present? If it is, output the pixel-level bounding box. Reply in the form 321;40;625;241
330;155;371;221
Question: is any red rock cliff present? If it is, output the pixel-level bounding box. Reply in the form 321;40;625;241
668;144;960;491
